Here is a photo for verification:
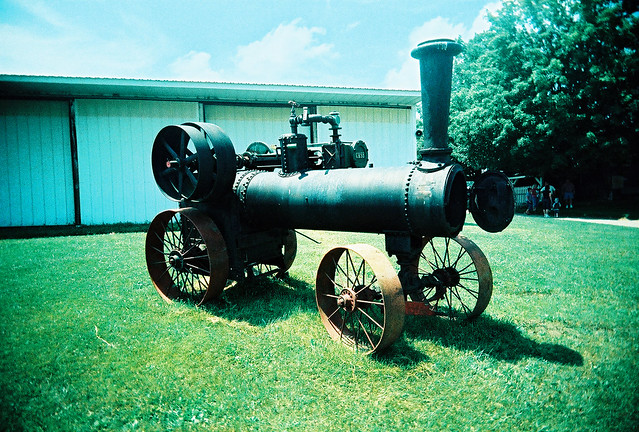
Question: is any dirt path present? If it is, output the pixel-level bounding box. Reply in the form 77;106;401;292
559;217;639;228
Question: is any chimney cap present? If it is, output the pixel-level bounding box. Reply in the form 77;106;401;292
411;39;463;59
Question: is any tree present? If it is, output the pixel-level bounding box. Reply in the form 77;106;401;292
449;0;638;191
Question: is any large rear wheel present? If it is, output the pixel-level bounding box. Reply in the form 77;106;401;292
145;208;229;305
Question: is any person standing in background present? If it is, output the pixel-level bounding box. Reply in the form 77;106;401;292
561;179;575;209
540;181;555;218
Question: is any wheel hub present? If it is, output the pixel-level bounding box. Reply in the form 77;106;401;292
337;288;357;312
432;267;460;287
168;250;185;271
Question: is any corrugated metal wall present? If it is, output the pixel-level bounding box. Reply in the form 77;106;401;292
0;100;74;226
75;99;198;225
204;104;416;167
204;105;310;151
316;106;417;167
1;99;416;227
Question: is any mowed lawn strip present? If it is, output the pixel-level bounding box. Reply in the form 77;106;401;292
0;215;637;431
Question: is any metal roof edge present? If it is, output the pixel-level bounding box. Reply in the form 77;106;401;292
0;75;421;108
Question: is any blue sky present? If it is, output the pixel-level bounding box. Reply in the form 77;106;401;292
0;0;500;90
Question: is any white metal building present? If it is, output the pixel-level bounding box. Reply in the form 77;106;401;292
0;75;420;227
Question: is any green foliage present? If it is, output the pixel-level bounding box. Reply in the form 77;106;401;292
1;221;638;431
449;0;638;181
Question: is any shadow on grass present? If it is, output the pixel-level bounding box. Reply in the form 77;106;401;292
0;223;149;239
201;275;317;326
198;276;582;367
373;339;431;368
403;314;584;366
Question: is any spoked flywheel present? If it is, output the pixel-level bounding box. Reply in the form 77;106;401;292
410;235;492;320
151;122;236;202
316;244;405;354
145;208;229;305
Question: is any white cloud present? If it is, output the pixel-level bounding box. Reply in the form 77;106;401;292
233;19;336;84
346;21;360;31
383;2;503;90
468;2;502;36
0;1;160;77
14;0;69;29
169;51;225;82
168;19;337;84
383;17;467;90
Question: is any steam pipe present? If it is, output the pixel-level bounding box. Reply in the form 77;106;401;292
290;111;342;144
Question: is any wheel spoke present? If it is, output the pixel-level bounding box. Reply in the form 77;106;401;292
163;139;178;159
353;298;383;306
145;208;228;305
326;306;342;322
357;307;384;330
457;282;479;298
177;170;184;197
429;241;444;268
185;263;210;275
412;236;492;321
185;169;198;187
316;245;404;354
161;167;177;178
451;245;467;268
443;237;451;267
179;131;187;159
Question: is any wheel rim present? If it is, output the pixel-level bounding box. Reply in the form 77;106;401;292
182;122;237;201
151;125;214;201
316;244;404;354
412;235;492;320
151;123;236;202
145;208;229;305
247;230;297;278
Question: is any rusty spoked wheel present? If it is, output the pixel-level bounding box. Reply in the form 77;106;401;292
247;230;297;278
412;235;492;320
316;244;405;354
145;208;229;305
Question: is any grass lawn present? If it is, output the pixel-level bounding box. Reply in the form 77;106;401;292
1;215;637;431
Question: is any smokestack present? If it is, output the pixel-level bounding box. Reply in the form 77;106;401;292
411;39;462;164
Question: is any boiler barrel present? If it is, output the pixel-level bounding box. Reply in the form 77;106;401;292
235;163;467;237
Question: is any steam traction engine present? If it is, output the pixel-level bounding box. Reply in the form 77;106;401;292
145;39;514;354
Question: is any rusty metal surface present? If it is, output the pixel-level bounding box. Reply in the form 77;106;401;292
145;208;229;305
315;244;405;354
408;235;493;320
143;38;513;353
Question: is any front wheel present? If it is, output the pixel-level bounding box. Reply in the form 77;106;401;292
409;235;492;320
316;244;405;354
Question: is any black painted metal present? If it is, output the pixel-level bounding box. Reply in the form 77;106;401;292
411;39;462;164
470;171;515;232
68;99;81;225
235;163;466;237
147;38;514;287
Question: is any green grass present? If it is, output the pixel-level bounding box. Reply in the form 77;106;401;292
1;216;638;431
515;197;639;220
